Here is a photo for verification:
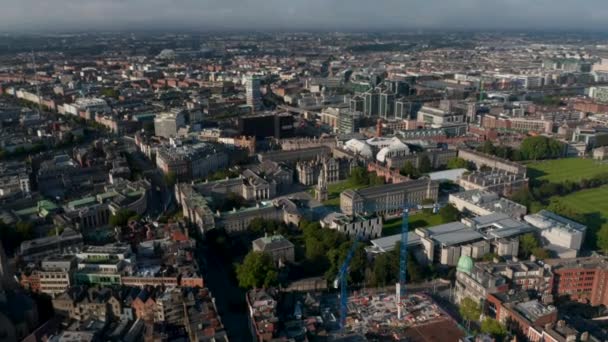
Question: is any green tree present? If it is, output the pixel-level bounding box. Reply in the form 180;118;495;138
439;204;460;223
531;247;551;260
109;209;137;227
399;161;419;179
369;174;385;186
481;318;507;340
349;166;370;185
519;136;563;160
479;141;496;155
481;252;501;262
459;297;481;330
15;221;34;241
101;88;120;99
519;233;540;259
236;251;278;289
407;255;423;283
447;157;468;169
510;188;536;210
418;155;432;173
598;224;608;253
219;192;247;212
164;171;177;187
372;253;392;286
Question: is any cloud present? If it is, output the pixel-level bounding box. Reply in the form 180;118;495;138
0;0;604;32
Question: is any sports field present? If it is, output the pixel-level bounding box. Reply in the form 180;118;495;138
382;211;444;236
527;158;608;183
552;185;608;220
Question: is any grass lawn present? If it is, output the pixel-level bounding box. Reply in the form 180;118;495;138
322;179;368;207
527;158;608;183
382;211;445;236
550;185;608;229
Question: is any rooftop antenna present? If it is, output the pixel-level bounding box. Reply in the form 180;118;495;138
31;50;43;115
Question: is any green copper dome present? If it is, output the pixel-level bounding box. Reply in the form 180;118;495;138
457;255;474;275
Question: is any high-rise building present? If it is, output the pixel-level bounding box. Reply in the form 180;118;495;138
338;110;362;135
363;89;379;117
154;110;186;139
387;80;410;97
379;91;395;119
394;100;416;120
238;112;294;138
245;75;262;111
349;96;364;112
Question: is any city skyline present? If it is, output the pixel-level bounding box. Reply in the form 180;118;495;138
2;0;608;32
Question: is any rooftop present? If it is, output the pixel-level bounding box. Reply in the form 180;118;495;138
514;300;557;323
422;222;485;247
524;210;587;233
253;235;294;252
450;189;527;217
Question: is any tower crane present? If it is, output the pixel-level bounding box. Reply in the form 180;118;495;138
336;197;439;331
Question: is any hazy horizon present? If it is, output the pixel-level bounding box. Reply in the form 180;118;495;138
1;0;608;33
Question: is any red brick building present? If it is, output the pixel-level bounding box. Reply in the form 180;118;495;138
545;257;608;306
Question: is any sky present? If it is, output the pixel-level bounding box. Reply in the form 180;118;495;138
1;0;607;32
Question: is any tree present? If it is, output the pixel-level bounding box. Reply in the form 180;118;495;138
109;209;137;227
531;247;551;260
235;251;278;289
247;218;288;237
368;174;385;186
399;161;419;179
510;188;536;210
407;255;423;283
101;88;120;99
372;253;392;287
15;221;34;241
481;252;501;262
519;136;564;161
219;192;247;212
459;297;481;330
479;141;496;155
598;224;608;253
418;155;432;173
480;318;507;340
447;157;468;170
164;171;177;187
519;233;540;259
349;166;370;186
439;204;460;223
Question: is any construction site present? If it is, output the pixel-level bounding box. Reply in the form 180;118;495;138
333;290;464;340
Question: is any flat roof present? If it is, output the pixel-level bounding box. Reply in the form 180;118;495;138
425;222;484;246
428;168;467;182
370;232;421;252
68;196;97;209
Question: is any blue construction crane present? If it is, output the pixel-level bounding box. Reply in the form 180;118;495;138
336;238;360;332
398;208;409;303
336;195;440;328
398;202;439;319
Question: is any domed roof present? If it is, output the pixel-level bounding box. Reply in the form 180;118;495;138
344;139;373;159
376;140;410;163
457;255;474;275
